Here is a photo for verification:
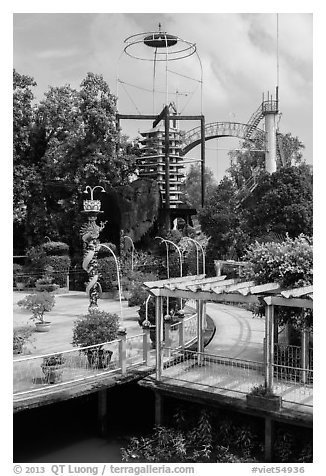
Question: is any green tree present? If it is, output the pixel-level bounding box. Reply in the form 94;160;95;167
227;132;306;189
13;71;137;252
277;133;305;166
181;163;217;209
244;164;313;240
13;70;37;225
198;177;249;266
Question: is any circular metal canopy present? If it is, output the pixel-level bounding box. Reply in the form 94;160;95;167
144;32;178;48
123;28;196;62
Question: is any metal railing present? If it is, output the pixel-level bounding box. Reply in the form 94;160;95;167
14;331;155;398
272;363;313;408
162;348;264;397
161;347;313;409
14;340;121;397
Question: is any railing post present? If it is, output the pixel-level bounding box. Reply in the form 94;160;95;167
265;304;274;392
66;273;69;291
155;296;163;381
164;319;172;357
301;326;309;384
178;313;185;350
142;326;151;365
197;300;204;365
117;329;127;375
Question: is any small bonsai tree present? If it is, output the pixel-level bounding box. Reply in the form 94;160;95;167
17;292;56;323
72;309;119;348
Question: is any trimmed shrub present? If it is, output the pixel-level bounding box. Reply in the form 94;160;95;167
98;257;118;291
72;310;119;348
42;241;69;256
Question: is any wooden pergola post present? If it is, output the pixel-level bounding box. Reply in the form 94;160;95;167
155;295;164;381
265;303;275;391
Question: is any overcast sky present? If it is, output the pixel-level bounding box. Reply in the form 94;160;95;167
13;11;312;180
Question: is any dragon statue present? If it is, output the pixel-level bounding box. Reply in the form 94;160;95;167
80;219;107;310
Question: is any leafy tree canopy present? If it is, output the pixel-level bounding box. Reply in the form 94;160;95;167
13;70;137;252
244;164;313;240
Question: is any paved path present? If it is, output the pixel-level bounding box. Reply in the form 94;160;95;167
13;291;142;356
14;292;265;362
205;303;265;362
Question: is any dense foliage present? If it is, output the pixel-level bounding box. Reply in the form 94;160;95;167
245;164;313;239
198;163;312;264
243;234;313;329
243;234;313;288
121;409;255;463
121;404;312;463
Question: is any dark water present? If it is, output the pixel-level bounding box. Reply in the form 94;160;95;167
13;383;155;463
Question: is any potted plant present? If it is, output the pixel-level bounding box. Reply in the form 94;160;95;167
72;309;119;369
17;292;56;332
138;297;181;348
41;353;65;384
246;384;282;411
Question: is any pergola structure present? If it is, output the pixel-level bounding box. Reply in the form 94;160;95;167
144;274;313;391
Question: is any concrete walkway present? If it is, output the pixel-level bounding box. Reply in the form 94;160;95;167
14;291;265;362
13;291;142;356
205;303;265;362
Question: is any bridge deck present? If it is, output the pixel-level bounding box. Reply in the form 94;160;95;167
162;356;312;415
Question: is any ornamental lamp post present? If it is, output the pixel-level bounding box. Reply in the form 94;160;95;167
123;235;135;272
80;185;106;311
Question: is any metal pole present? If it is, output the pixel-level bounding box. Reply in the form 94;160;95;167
200;115;206;207
164;107;170;229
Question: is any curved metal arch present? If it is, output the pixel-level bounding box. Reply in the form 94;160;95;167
180;121;266;156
